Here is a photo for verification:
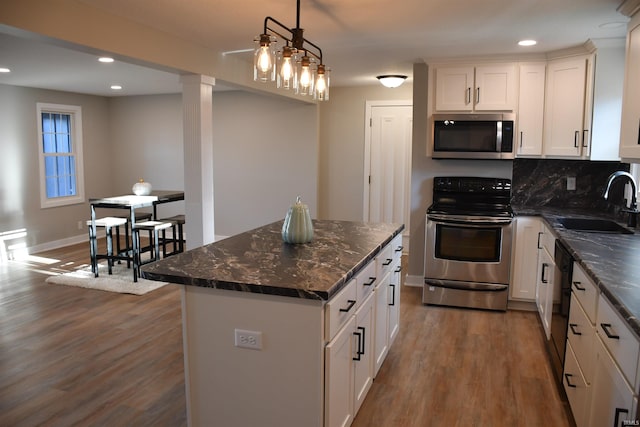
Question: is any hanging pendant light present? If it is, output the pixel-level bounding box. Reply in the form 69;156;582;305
253;0;330;101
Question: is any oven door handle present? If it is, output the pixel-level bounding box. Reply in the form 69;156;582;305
427;214;513;225
425;280;509;292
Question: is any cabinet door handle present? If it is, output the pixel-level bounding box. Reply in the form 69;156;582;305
614;407;629;427
382;258;392;266
520;131;524;148
582;129;589;148
357;326;366;355
389;284;396;306
363;277;376;287
541;263;549;284
574;130;579;148
600;323;620;340
476;87;480;104
340;299;357;313
564;373;577;388
466;87;471;105
537;232;543;249
569;323;582;336
352;330;362;361
573;281;585;291
637;118;640;146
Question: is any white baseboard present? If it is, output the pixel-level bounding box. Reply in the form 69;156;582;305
29;233;88;254
405;274;424;288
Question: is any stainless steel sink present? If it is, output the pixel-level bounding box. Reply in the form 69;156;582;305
556;217;634;234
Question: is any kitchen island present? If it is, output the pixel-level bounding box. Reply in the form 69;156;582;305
141;219;404;427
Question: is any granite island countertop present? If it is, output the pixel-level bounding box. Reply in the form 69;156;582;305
141;219;404;301
514;205;640;337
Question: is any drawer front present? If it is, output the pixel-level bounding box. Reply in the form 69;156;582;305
376;244;393;279
539;223;556;256
356;260;377;303
391;234;403;262
571;262;598;324
596;295;640;388
568;293;595;384
325;279;358;342
563;341;589;427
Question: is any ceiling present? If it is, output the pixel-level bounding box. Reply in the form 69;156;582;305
0;0;631;97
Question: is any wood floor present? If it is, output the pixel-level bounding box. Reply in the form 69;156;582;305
1;243;572;427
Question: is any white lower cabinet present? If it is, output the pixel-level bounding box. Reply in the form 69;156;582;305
325;315;356;427
353;293;375;414
588;337;637;427
388;258;401;346
510;216;542;301
373;270;391;376
535;241;555;339
564;341;590;427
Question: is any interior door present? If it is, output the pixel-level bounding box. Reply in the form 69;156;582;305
366;103;412;231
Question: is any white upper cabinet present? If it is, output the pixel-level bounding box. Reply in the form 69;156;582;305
434;64;516;112
516;63;546;156
620;13;640;160
543;55;591;158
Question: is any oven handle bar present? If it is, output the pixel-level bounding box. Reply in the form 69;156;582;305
425;279;508;292
427;214;513;225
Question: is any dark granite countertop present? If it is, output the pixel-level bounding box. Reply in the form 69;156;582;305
141;219;404;301
514;205;640;338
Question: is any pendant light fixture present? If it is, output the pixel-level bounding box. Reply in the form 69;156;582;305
254;0;330;101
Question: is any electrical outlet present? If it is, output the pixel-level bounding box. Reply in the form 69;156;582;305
234;329;263;350
567;176;576;191
78;220;84;230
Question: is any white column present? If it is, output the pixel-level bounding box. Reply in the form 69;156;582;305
181;74;216;249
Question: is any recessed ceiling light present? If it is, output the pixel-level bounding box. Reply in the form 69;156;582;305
110;85;122;90
99;57;115;63
518;40;537;47
0;67;10;73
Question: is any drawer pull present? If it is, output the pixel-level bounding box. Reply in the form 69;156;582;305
564;373;577;388
394;266;402;273
573;281;585;291
569;323;582;336
340;299;357;313
600;323;620;340
541;263;549;284
395;245;403;252
363;277;376;287
389;284;396;306
382;258;392;266
614;407;629;427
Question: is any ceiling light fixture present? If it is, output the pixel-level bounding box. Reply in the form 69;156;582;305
377;75;407;88
0;67;10;73
253;0;330;101
518;40;537;47
99;57;115;63
110;85;122;90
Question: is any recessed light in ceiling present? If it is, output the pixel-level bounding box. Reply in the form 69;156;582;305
110;85;122;90
599;22;626;29
0;67;10;73
99;57;115;63
518;40;537;47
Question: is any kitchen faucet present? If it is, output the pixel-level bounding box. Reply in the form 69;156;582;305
603;171;638;228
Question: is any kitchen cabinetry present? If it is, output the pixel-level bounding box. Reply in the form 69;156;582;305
516;63;546;156
543;55;593;158
535;222;556;339
510;216;542;301
620;12;640;160
434;64;516;112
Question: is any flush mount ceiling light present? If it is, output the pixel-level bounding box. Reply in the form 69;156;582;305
377;75;407;88
98;57;114;63
110;85;122;90
253;0;330;101
518;39;537;47
0;67;10;73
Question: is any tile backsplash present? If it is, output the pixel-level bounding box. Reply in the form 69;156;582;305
512;159;630;216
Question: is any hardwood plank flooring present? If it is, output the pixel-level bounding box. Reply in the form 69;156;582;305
1;244;572;426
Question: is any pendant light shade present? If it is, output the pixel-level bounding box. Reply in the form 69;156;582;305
377;75;407;88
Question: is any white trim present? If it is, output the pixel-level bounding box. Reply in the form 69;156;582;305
363;100;412;222
28;233;88;254
36;103;85;209
405;274;424;288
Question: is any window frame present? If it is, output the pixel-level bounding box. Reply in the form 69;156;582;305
36;102;85;209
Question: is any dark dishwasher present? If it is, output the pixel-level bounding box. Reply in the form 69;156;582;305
549;239;573;388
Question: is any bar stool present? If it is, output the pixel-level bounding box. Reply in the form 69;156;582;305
113;212;153;267
132;221;173;268
157;214;186;257
87;216;128;276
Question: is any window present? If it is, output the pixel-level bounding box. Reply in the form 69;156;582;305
37;103;85;208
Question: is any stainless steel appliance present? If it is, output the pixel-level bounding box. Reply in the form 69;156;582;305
431;113;515;159
424;177;514;311
549;239;573;387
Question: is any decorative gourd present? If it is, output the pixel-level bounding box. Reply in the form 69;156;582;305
282;196;314;244
132;179;152;196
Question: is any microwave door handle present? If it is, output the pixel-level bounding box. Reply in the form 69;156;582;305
496;120;503;153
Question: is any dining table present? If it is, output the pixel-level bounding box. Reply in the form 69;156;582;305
89;190;184;282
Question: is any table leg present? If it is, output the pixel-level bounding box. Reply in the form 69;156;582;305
131;207;138;282
90;205;98;277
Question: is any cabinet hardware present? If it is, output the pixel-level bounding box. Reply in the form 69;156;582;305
637;118;640;146
394;266;402;273
340;299;357;313
537;232;543;249
582;129;589;148
564;373;577;388
569;323;582;336
600;323;620;340
541;263;549;284
395;245;403;252
389;284;396;306
382;258;392;266
614;407;629;427
357;326;366;355
476;87;480;104
573;281;585;291
352;330;363;361
363;277;376;287
520;131;524;148
466;87;471;105
574;130;579;148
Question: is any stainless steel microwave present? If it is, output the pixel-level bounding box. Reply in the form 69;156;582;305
431;113;516;160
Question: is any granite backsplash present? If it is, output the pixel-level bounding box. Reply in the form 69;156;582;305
512;159;630;217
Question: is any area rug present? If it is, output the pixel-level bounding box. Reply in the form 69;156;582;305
45;262;168;295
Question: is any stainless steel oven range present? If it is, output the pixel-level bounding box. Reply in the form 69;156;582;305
424;176;514;311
